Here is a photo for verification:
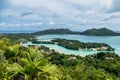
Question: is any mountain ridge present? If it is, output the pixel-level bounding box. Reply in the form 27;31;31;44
81;28;120;36
33;28;120;36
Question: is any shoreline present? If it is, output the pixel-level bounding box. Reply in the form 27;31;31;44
23;42;115;57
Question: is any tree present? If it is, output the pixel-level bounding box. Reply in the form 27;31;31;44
0;38;10;61
4;44;22;63
7;47;62;80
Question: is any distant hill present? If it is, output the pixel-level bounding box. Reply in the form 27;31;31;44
81;28;120;36
33;28;120;36
33;28;80;35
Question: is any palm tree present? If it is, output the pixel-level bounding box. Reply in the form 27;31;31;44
4;44;22;63
7;47;62;80
0;60;11;80
0;38;10;61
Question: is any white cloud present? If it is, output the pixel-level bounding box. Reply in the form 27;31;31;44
108;0;120;12
0;0;120;30
0;9;20;18
99;0;113;9
0;22;6;26
48;20;55;25
8;0;78;16
0;22;43;28
6;0;117;19
65;0;95;6
23;22;43;27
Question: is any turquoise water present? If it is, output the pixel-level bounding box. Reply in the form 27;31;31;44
24;34;120;56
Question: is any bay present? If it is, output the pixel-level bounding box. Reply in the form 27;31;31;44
24;34;120;56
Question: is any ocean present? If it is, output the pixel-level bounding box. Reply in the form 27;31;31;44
0;30;36;34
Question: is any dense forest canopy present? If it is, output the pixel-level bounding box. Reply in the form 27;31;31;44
32;38;115;51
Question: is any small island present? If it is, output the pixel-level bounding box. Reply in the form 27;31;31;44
32;38;115;51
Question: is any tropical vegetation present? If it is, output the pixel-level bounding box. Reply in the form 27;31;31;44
32;38;115;51
0;38;120;80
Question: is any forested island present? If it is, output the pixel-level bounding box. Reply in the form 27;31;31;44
81;28;120;36
1;28;120;38
32;38;115;51
33;28;120;36
0;38;120;80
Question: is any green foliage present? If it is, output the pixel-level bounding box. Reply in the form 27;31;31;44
33;28;75;35
0;61;10;80
4;44;21;62
32;28;120;36
32;38;114;51
81;28;120;36
0;38;120;80
51;38;114;51
7;47;62;80
84;52;120;78
70;65;107;80
39;46;50;52
49;52;78;67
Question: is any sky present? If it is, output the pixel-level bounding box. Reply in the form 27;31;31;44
0;0;120;31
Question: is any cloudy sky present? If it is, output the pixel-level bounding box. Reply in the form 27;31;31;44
0;0;120;31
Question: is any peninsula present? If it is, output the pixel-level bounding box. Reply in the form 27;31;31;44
32;38;115;51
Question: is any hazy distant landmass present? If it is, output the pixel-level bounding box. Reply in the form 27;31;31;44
33;28;120;36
